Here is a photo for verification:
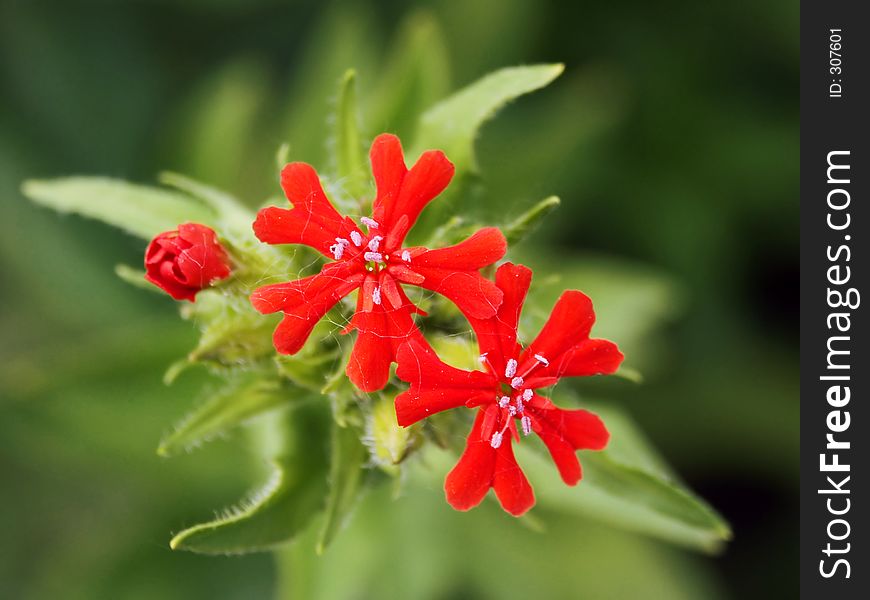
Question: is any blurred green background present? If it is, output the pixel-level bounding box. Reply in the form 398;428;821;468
1;0;797;598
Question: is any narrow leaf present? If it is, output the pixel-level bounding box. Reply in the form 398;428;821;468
114;264;157;292
504;196;560;246
520;401;731;553
22;177;215;239
170;405;330;554
411;64;564;172
159;171;253;227
334;69;368;200
158;373;301;457
317;422;368;553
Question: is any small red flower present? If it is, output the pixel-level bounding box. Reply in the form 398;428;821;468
250;134;507;392
144;223;232;301
395;262;623;516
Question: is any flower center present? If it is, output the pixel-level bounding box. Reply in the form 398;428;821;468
478;353;550;448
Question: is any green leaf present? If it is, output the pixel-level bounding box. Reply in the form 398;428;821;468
519;401;731;553
317;422;368;554
114;264;157;292
158;171;253;230
333;69;368;201
21;177;215;239
170;404;330;554
158;372;303;457
504;196;560;246
411;64;564;173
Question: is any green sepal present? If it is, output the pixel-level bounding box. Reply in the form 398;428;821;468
504;196;560;246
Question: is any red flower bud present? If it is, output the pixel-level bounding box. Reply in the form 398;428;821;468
144;223;231;301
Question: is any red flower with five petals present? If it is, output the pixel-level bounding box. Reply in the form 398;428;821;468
250;134;507;392
395;262;623;516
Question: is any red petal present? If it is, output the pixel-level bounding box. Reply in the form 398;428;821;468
492;440;535;516
250;266;362;354
526;393;609;484
444;409;498;512
345;289;424;392
394;340;494;426
370;133;454;237
466;262;532;372
253;163;358;257
412;227;506;271
555;338;624;377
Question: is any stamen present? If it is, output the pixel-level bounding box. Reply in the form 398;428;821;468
364;251;383;263
401;250;411;263
534;353;550;367
478;353;489;365
515;396;524;413
498;395;510;408
350;231;363;246
510;376;524;389
335;237;350;247
521;416;532;436
368;236;383;252
522;389;533;401
361;217;379;229
372;286;381;305
490;431;503;449
329;243;344;260
508;406;517;416
505;358;518;378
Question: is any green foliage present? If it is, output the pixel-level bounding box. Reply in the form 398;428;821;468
317;421;369;554
504;195;561;246
411;64;564;172
157;372;305;457
170;405;330;554
333;70;369;203
518;400;731;553
21;177;215;239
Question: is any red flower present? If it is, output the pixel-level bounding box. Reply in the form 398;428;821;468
250;134;507;392
395;262;623;516
144;223;232;302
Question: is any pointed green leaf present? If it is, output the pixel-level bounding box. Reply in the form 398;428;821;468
411;64;564;172
159;171;253;229
158;373;303;457
22;177;215;239
317;422;368;553
170;405;330;554
504;196;560;246
333;69;368;200
114;264;157;292
519;401;731;553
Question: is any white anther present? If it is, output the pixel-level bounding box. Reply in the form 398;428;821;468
335;237;350;247
478;353;488;364
515;397;524;413
498;395;510;408
510;377;524;389
522;389;533;402
368;235;382;252
329;243;344;260
509;406;517;416
490;431;503;449
534;353;550;367
361;217;379;229
521;416;532;436
401;250;411;262
364;251;383;263
350;231;363;246
372;286;381;305
505;358;518;378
